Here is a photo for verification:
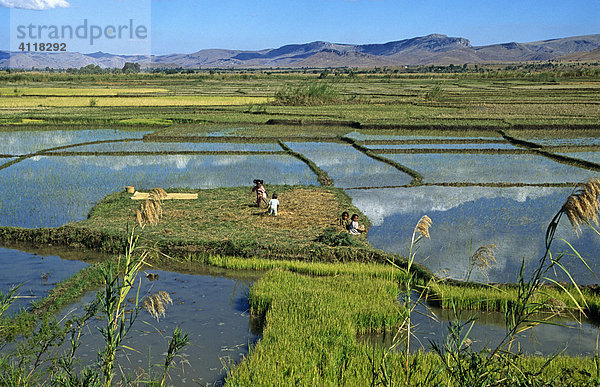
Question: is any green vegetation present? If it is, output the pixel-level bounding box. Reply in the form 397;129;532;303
225;269;599;386
1;70;599;131
2;68;600;385
273;82;341;105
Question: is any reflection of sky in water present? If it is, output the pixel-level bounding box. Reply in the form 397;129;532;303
367;143;518;150
528;137;600;146
348;186;600;284
558;152;600;164
285;142;412;188
345;131;501;141
0;247;88;314
0;155;317;228
47;140;282;153
0;130;147;155
56;267;258;385
385;153;598;184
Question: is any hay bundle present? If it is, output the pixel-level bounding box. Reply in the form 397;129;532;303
136;188;167;227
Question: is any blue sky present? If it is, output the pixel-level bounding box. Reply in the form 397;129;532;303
1;0;599;54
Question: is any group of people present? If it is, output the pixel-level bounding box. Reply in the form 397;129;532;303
251;179;366;235
339;211;366;235
251;179;279;216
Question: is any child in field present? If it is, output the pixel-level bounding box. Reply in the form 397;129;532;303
267;193;279;216
348;214;366;235
339;211;350;229
251;179;268;207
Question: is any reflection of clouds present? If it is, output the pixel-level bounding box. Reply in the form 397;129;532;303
286;142;412;187
351;186;600;284
347;186;561;226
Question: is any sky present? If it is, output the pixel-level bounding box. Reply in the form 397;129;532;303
0;0;599;55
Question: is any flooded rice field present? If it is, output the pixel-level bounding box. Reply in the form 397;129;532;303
0;129;147;155
284;142;413;188
384;153;595;184
0;247;88;314
347;186;600;284
0;153;317;228
1;127;599;374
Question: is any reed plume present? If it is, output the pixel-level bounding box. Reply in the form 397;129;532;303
414;215;432;239
561;178;600;235
143;291;173;321
149;188;168;202
136;188;168;227
471;243;497;271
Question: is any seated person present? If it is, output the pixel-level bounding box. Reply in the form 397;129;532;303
348;214;366;235
339;211;350;229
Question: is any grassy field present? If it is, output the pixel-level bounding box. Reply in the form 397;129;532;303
226;269;599;386
1;70;599;130
2;68;600;385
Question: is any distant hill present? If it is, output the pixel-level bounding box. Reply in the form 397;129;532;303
2;33;600;69
557;47;600;62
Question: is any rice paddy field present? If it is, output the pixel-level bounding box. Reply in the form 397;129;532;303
1;69;600;385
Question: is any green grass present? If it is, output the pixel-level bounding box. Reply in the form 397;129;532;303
427;281;600;319
226;269;600;386
1;72;600;131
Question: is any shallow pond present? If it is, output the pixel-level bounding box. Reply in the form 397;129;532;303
362;304;600;356
348;186;600;284
0;244;261;385
0;154;317;228
558;152;600;165
345;132;503;141
384;153;597;184
46;140;283;153
284;142;412;188
0;129;147;155
0;246;89;314
366;143;519;150
63;267;260;385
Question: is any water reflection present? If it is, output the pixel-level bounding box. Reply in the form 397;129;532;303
385;153;597;184
345;132;502;141
0;129;147;155
47;140;282;153
0;154;317;228
367;143;518;150
558;152;600;164
348;186;600;284
285;142;412;188
63;268;260;385
0;247;88;314
361;304;600;356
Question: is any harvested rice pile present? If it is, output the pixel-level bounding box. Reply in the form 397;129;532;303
252;189;340;232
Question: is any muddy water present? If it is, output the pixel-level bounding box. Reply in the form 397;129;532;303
0;244;261;385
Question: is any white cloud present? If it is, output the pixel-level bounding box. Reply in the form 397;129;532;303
0;0;70;10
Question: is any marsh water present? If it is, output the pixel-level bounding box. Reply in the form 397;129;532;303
0;245;261;385
1;128;600;379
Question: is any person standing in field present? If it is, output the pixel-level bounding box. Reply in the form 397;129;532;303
251;179;268;207
267;193;279;216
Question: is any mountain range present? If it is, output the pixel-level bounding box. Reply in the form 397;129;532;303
2;33;600;69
